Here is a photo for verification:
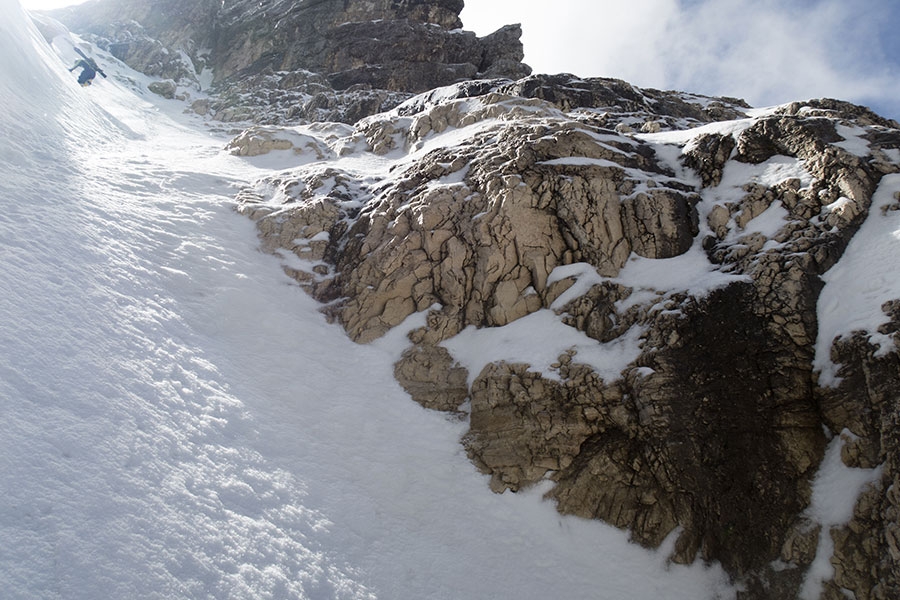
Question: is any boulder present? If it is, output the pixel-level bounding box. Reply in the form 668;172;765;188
147;79;176;99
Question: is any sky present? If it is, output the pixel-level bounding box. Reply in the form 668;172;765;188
19;0;900;121
460;0;900;121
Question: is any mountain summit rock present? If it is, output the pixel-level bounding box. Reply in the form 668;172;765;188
50;0;530;94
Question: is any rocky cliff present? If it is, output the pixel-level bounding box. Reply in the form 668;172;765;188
45;1;900;598
231;86;900;599
49;0;529;122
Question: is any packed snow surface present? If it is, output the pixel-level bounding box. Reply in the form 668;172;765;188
799;432;883;600
442;310;645;386
815;172;900;385
1;1;735;598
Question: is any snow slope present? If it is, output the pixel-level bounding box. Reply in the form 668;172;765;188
814;172;900;385
1;2;737;598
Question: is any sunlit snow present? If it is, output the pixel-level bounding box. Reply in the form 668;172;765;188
442;310;645;386
815;172;900;385
834;124;872;158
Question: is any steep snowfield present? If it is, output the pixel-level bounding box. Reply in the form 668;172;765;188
814;172;900;386
1;2;735;598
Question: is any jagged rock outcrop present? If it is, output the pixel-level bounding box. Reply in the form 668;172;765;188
49;0;219;83
210;0;529;90
48;0;530;119
240;87;717;341
235;81;900;599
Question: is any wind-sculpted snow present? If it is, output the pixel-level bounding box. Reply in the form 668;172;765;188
1;2;738;599
2;5;374;597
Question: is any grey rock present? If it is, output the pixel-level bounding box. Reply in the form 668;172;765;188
147;79;176;99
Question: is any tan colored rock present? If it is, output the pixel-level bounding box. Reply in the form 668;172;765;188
226;126;336;158
394;344;469;412
465;361;621;492
682;133;736;188
622;189;699;258
812;304;900;600
707;204;731;238
780;519;822;566
235;81;900;595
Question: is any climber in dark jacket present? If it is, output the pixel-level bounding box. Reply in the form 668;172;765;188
69;56;106;86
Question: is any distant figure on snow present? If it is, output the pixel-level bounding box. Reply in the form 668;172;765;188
69;48;106;86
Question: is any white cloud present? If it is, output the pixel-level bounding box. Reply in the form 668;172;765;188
461;0;900;120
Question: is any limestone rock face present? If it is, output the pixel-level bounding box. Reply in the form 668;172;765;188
235;77;900;598
240;92;706;343
50;0;219;84
210;0;527;91
49;0;530;103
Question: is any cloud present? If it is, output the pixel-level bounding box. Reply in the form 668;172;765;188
461;0;900;120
